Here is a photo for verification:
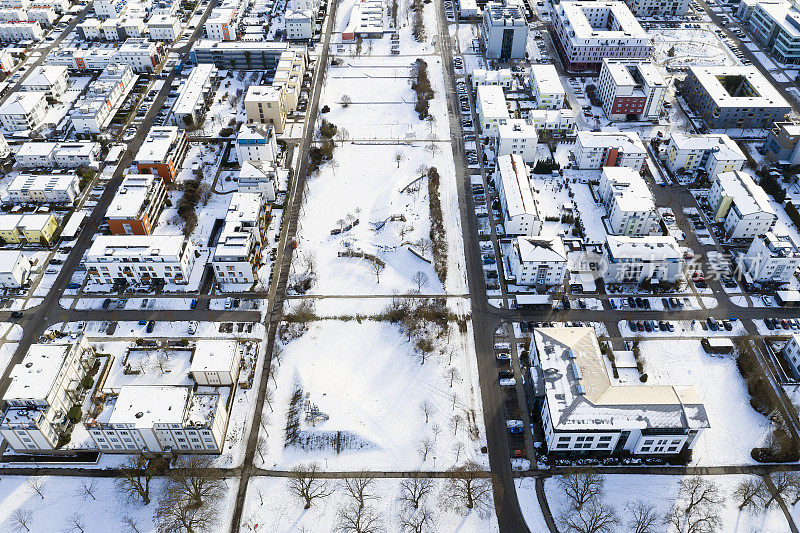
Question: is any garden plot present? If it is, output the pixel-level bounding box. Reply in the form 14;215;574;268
294;142;464;295
258;320;487;471
638;339;770;465
543;474;789;533
652;27;736;68
530;174;608;243
241;476;498;533
198;71;263;137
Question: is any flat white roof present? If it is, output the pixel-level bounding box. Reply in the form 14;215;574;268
715;170;776;217
8;173;78;193
603;60;665;89
605;235;682;261
577;130;646;154
17;141;56;157
173;63;216;116
530;64;565;95
88;234;186;260
477;84;508;119
559;1;648;39
106;174;159;219
496;154;538;219
135;126;180;163
670;133;746;161
190;340;238;373
601;166;654;212
689;65;790;109
108;385;189;427
6;343;72;400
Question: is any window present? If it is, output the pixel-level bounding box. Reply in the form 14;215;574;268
558;436;571;442
643;439;653;445
599;436;612;441
556;443;569;449
640;446;651;452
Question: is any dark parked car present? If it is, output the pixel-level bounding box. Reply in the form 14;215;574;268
146;320;155;333
102;298;112;309
10;311;23;318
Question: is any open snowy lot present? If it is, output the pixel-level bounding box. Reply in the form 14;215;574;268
240;476;498;533
543;474;790;532
258;320;487;471
638;339;770;465
652;27;737;68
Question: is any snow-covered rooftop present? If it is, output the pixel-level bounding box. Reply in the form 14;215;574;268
689;65;790;109
6;343;74;401
559;1;648;39
577;131;646;154
604;235;682;261
496;154;538;219
714;170;776;217
108;385;189;427
477;84;509;119
514;235;567;263
190;339;239;374
669;133;746;162
530;64;565;95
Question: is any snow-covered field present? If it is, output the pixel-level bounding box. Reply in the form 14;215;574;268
258;320;487;471
240;476;498;532
639;339;770;465
543;474;790;533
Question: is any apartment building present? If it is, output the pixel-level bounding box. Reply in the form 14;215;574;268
481;0;528;60
740;231;800;284
476;84;508;134
5;173;80;204
597;59;666;121
86;385;228;453
238;161;281;201
708;170;777;239
285;9;313;40
507;235;567;287
601;235;685;283
0;338;96;451
190;40;304;71
665;133;747;178
0;213;58;244
0;250;31;288
552;1;652;71
212;192;268;287
781;333;800;379
623;0;689;16
496;119;539;163
236;123;278;165
0;91;46;131
71;63;135;134
94;0;126;18
27;6;57;26
764;120;800;165
204;7;236;40
147;14;181;41
105;174;167;235
244;85;287;134
15;141;101;168
530;64;565;110
471;68;513;89
532;327;707;456
0;133;7;159
495;154;542;236
528;108;576;135
116;38;159;72
574;131;647;170
172;63;216;126
0;20;43;41
341;0;384;41
742;0;800;65
683;65;791;129
46;47;118;70
20;65;68;98
598;167;660;236
190;340;241;386
134;126;188;182
86;235;196;286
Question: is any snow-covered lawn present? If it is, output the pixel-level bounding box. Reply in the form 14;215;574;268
544;474;790;533
515;477;550;532
639;339;770;465
652;27;737;67
258;320;487;471
240;476;498;533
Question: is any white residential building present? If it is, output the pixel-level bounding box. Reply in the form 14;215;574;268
0;250;31;287
94;0;126;18
496;119;539;163
86;235;196;286
665;134;746;179
27;6;57;26
285;9;313;40
781;333;800;379
0;49;16;73
86;385;228;453
471;68;513;89
601;235;685;283
190;340;241;386
0;133;9;158
507;235;567;287
741;232;800;285
476;84;508;134
495;154;542;236
101;18;121;40
481;0;527;60
236;123;278;165
15;141;101;168
0;339;96;451
147;14;180;41
597;59;666;121
0;91;46;131
532;327;707;456
213;192;268;287
71;63;135;134
244;85;287;134
598;167;659;236
341;0;384;41
204;7;236;40
574;131;646;170
238;161;281;201
530;64;565;110
708;171;777;240
624;0;689;17
78;17;102;39
0;20;43;41
552;2;652;71
116;38;159;72
528;108;576;135
5;173;80;204
20;65;68;98
172;63;216;126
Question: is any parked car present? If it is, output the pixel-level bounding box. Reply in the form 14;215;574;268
146;321;155;333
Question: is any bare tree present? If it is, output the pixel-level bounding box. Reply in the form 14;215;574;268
399;505;435;533
168;455;225;510
419;400;433;424
301;251;317;275
665;476;723;533
733;478;766;513
81;478;97;501
341;94;352;108
120;516;141;533
560;500;619;533
431;423;441;443
425;115;437;134
373;261;384;284
337;503;383;533
65;512;86;533
450;413;464;435
399;477;434;510
11;509;32;532
27;478;46;499
445;366;461;387
417;438;434;462
289;463;335;509
265;386;275;412
441;461;493;517
765;471;800;507
153;352;170;374
412;271;429;292
626;500;658;533
416;337;434;365
454;441;465;462
343;472;377;510
155;485;217;533
117;454;160;505
558;471;605;511
395;151;404;168
256;435;268;463
415;239;431;256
